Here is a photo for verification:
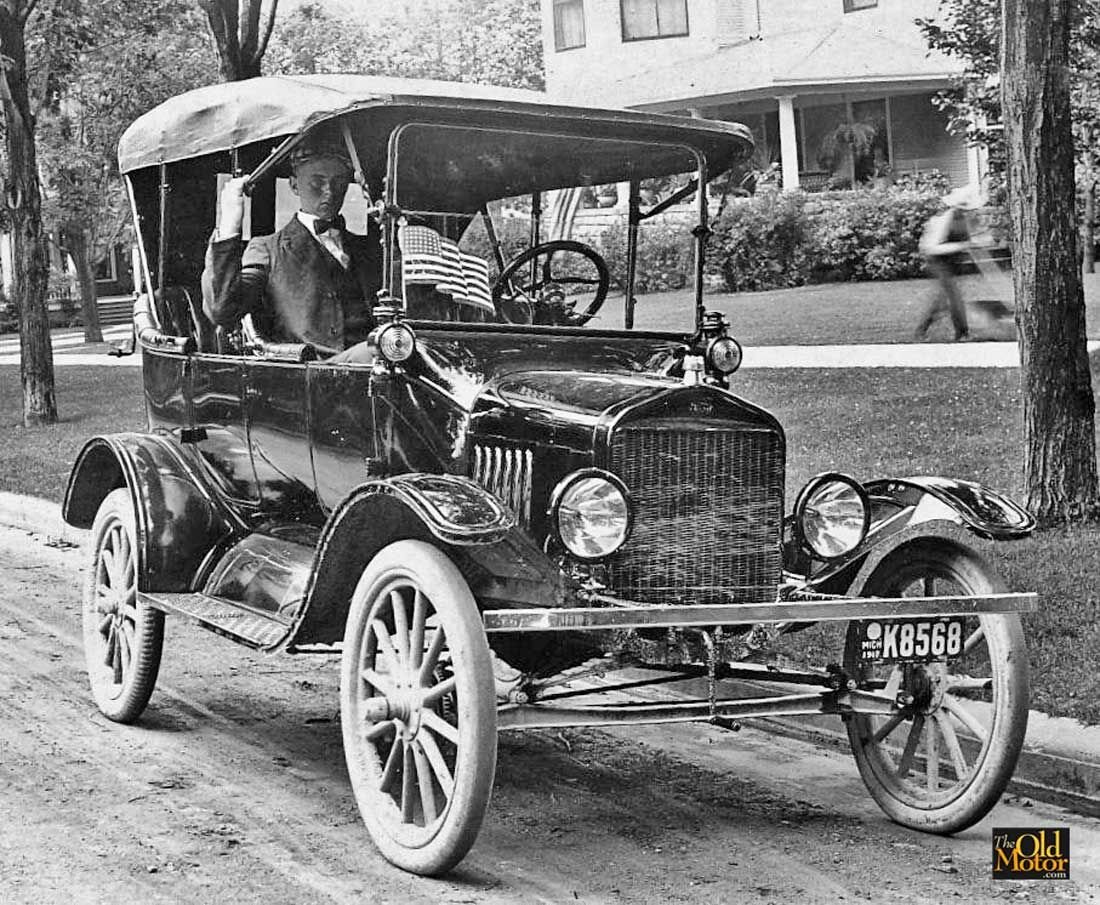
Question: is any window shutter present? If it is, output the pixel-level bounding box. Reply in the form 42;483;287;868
716;0;747;45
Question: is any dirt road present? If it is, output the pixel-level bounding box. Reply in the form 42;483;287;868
0;524;1096;905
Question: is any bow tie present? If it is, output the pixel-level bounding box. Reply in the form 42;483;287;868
313;214;345;235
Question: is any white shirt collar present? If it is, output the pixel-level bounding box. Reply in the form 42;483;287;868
297;210;326;233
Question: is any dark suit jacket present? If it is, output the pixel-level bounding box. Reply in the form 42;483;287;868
203;216;383;354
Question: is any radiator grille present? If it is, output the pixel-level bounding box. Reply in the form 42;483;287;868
471;444;533;526
607;421;784;605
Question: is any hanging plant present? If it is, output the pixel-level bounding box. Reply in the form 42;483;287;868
817;119;881;171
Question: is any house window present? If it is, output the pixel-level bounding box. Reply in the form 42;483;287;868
843;0;877;11
621;0;689;41
554;0;586;50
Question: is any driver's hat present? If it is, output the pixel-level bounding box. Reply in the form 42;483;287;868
289;130;353;174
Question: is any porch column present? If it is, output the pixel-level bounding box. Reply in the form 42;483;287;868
778;95;800;191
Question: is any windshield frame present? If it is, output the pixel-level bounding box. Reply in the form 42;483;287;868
382;119;711;336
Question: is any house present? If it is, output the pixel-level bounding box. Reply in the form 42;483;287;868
540;0;983;191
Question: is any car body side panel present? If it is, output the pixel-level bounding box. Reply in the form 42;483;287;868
142;347;189;433
246;359;322;518
308;364;379;511
190;354;261;503
63;433;244;593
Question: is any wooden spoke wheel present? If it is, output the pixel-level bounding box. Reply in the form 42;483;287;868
340;540;497;876
844;541;1028;834
82;489;164;723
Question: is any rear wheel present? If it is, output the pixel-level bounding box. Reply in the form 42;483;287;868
844;542;1028;834
340;540;497;876
82;488;164;722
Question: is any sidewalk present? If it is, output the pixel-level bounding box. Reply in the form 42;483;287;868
2;488;1097;818
3;338;1095;369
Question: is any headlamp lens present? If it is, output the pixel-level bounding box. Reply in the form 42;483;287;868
378;323;415;362
796;475;869;559
707;336;743;374
554;473;631;559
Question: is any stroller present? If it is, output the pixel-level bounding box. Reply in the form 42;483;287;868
965;246;1015;328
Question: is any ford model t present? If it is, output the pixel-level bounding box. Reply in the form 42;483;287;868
64;76;1037;876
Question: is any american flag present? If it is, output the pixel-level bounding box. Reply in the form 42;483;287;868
461;252;493;312
399;225;495;314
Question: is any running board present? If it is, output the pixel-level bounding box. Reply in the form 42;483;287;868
140;591;290;650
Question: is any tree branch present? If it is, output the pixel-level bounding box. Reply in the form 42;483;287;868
240;0;262;61
254;0;279;63
19;0;40;26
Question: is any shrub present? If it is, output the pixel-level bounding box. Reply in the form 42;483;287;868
891;169;950;195
804;188;942;282
459;216;530;279
705;184;947;291
705;189;811;292
596;221;694;294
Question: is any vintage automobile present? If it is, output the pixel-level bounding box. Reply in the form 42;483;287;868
65;75;1037;877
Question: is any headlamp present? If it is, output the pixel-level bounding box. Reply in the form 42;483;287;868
793;473;870;559
706;336;743;375
376;322;416;363
549;469;632;560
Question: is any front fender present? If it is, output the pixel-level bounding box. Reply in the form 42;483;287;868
804;475;1033;594
288;474;516;646
63;434;243;592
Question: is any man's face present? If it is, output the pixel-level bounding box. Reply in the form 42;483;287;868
290;156;352;219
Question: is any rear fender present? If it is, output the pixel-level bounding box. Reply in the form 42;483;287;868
63;434;243;592
288;474;520;646
805;476;1032;595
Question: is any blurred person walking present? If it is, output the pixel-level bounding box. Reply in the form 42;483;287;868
915;186;985;342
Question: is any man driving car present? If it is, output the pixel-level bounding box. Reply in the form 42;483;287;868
203;133;383;357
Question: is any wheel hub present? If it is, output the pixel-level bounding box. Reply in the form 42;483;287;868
387;675;426;740
905;663;949;714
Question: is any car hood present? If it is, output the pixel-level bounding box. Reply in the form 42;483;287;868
411;325;688;453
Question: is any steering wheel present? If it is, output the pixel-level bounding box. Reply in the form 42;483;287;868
492;240;611;326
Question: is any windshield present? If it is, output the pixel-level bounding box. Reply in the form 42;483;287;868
388;123;703;333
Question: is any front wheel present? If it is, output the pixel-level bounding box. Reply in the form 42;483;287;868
340;540;497;876
844;541;1028;834
82;488;164;722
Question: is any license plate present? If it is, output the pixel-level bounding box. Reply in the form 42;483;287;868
855;617;966;663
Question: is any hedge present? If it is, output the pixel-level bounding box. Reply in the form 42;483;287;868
457;181;971;297
706;185;950;292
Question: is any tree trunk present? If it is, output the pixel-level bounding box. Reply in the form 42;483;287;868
200;0;278;80
1002;0;1098;524
63;225;103;344
0;5;56;426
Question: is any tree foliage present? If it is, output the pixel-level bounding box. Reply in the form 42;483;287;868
32;0;218;339
264;0;545;90
919;0;1100;185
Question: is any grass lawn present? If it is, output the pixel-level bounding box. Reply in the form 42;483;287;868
2;341;1099;722
0;366;145;501
627;270;1100;345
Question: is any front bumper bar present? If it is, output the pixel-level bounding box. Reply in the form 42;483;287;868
482;591;1037;633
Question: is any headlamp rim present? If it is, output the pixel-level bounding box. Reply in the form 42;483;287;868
547;467;634;562
376;321;416;363
793;471;870;560
705;335;743;375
